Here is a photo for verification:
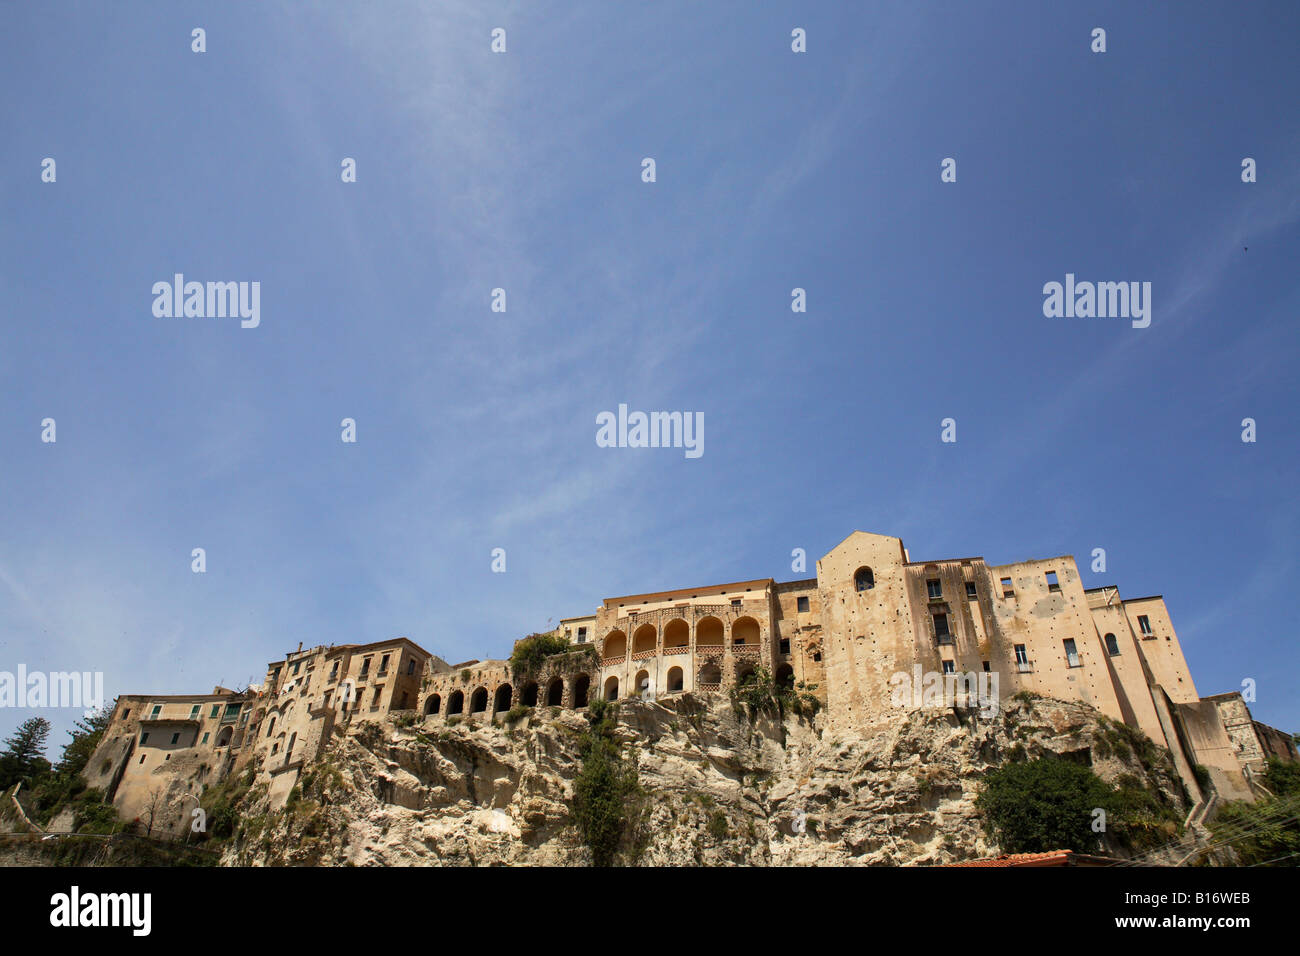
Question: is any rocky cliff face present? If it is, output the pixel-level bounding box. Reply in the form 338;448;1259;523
221;693;1187;866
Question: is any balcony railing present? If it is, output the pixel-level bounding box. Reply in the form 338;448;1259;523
630;649;656;661
697;682;721;692
601;655;626;666
662;645;689;655
732;644;760;655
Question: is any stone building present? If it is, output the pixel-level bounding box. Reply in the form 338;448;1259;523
84;530;1294;831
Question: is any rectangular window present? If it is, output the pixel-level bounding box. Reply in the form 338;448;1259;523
292;661;301;676
942;660;955;675
407;659;416;675
1001;577;1014;597
731;598;742;608
1014;644;1030;672
965;582;977;599
150;705;161;718
982;660;990;672
927;579;942;599
379;654;390;674
122;708;131;720
1064;639;1080;667
201;732;209;744
170;732;180;745
797;596;810;613
190;704;200;719
140;732;149;744
329;662;339;681
933;612;951;643
210;704;220;718
779;638;790;655
1046;571;1060;592
360;657;372;676
1138;615;1153;636
577;627;587;643
1105;633;1120;656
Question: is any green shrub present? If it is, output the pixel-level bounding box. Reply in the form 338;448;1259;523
976;757;1116;854
572;697;644;866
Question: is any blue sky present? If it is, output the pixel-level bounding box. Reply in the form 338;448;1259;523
2;1;1298;755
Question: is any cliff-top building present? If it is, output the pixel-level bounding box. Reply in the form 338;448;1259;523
84;531;1295;835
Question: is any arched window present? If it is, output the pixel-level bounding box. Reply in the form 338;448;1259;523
1104;633;1120;656
603;676;619;701
424;694;441;715
666;666;684;692
854;567;875;591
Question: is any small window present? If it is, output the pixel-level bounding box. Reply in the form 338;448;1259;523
965;582;977;599
731;598;742;608
927;579;942;599
981;660;990;672
201;732;209;744
1138;615;1153;636
379;654;390;673
407;659;416;675
329;662;339;680
170;732;180;745
779;638;790;654
854;567;875;592
189;704;200;719
941;660;955;675
933;612;951;642
1063;638;1080;667
1001;577;1014;597
210;705;220;718
797;596;810;613
139;754;146;765
122;708;131;720
1104;633;1120;656
812;651;822;662
1045;571;1060;592
292;662;301;676
360;657;372;675
577;627;587;642
140;732;150;744
1014;644;1029;670
150;705;161;718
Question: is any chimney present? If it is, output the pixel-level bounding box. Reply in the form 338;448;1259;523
296;642;303;653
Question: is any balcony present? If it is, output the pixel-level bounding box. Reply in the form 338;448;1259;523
732;644;760;656
630;649;656;661
662;645;689;656
601;655;626;667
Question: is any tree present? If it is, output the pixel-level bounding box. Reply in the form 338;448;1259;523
975;757;1116;854
54;703;115;778
572;697;643;866
0;717;53;790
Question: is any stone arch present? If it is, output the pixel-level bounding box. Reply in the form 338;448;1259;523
854;566;875;591
604;675;619;701
546;676;564;706
696;616;724;647
573;673;591;708
634;669;651;698
447;690;465;715
215;725;233;748
663;619;689;648
632;623;656;655
521;681;539;707
666;666;684;692
494;683;513;714
603;630;627;659
732;616;761;645
775;663;795;690
735;663;757;686
698;662;721;688
424;694;441;716
470;687;489;713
